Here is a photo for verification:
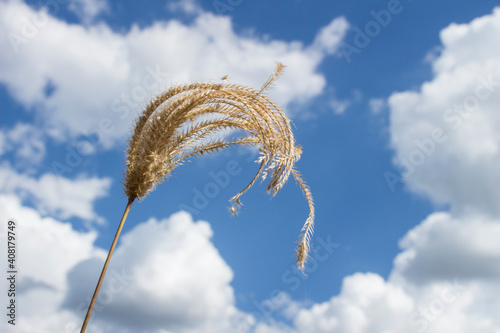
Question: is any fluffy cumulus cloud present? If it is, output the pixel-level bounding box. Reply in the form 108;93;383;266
250;7;500;333
392;212;500;285
0;194;249;332
63;211;249;333
253;214;500;333
0;164;111;222
387;8;500;217
290;273;413;333
0;194;104;332
0;0;349;150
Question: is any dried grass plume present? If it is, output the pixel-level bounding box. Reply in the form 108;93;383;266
124;63;315;271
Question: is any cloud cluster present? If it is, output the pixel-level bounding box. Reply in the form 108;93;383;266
253;212;500;333
256;211;500;332
251;7;500;333
0;194;103;332
1;2;498;333
392;212;500;286
0;2;347;331
0;193;250;332
0;0;349;150
64;212;248;332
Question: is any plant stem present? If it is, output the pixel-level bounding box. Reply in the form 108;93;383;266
80;196;135;333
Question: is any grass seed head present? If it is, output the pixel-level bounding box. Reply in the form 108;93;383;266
124;63;315;271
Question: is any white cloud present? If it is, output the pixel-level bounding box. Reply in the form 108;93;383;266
433;10;500;74
391;212;500;285
0;0;349;150
0;194;103;332
0;194;101;290
330;98;350;115
387;8;500;217
325;87;361;115
63;211;249;332
253;212;500;333
166;0;202;15
390;213;500;333
292;273;413;333
0;122;46;168
68;0;109;24
0;164;111;222
312;16;350;55
0;194;250;332
368;98;385;114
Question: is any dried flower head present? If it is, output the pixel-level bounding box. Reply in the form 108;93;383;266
124;63;314;271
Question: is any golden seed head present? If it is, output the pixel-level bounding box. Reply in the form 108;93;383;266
124;63;315;270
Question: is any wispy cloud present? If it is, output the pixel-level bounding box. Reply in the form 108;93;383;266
0;164;111;222
68;0;109;25
0;123;46;169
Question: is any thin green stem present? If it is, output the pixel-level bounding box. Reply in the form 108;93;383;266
80;196;135;333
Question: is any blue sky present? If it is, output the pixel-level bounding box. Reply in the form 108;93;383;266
1;0;499;332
